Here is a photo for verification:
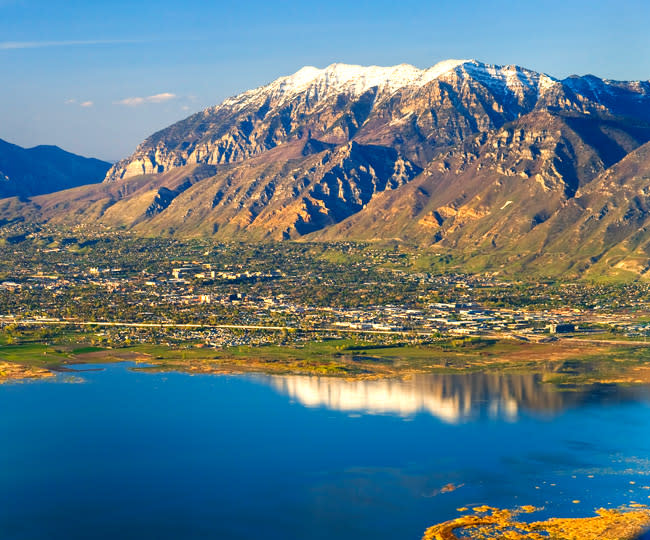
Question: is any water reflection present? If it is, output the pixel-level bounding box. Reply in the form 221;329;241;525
263;373;650;423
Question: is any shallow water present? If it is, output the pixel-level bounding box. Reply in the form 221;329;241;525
1;364;650;539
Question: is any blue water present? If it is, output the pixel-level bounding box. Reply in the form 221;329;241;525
1;365;650;539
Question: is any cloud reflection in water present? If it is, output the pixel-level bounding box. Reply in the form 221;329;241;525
261;373;650;423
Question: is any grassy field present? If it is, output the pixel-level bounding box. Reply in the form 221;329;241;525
2;328;650;385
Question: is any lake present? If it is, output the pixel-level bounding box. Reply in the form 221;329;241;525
1;364;650;539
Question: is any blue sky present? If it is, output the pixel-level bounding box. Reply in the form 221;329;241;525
1;0;649;162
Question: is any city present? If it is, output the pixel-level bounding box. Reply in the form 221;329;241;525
3;231;650;351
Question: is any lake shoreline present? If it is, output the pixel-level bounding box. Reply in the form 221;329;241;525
3;335;650;386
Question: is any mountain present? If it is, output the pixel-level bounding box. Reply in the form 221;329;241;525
105;60;650;185
309;112;650;277
312;110;650;242
104;60;577;181
0;139;420;239
517;140;650;277
0;138;111;198
3;59;650;278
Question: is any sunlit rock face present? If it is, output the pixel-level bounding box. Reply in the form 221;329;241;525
264;373;647;423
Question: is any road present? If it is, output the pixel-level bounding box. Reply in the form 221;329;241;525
0;316;438;337
4;316;650;344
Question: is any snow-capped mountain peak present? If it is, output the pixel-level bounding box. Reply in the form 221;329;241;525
224;59;475;109
105;58;650;191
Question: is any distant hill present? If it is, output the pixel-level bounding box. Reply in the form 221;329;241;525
0;138;110;198
4;59;650;278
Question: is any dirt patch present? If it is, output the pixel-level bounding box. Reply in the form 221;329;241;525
74;350;154;363
0;361;55;383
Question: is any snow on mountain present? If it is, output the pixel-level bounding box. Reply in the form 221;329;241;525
457;60;559;96
221;59;560;112
220;62;437;110
560;73;650;120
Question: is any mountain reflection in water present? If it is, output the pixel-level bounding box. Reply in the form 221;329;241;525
264;373;649;423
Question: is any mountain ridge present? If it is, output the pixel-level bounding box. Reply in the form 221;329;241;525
103;59;572;182
0;138;111;198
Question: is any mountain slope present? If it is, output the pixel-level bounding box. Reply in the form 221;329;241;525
0;139;420;240
138;139;420;240
0;139;111;198
311;110;650;246
517;140;650;278
0;164;218;228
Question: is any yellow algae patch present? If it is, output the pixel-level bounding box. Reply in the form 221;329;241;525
427;483;466;498
519;506;537;514
473;505;498;514
538;508;650;540
0;361;54;383
421;506;650;540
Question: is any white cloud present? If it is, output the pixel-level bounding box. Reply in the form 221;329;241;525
115;92;177;106
65;98;95;107
0;39;143;50
116;97;146;106
147;92;177;103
